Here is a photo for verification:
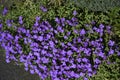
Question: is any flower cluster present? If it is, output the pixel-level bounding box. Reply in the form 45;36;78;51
0;9;120;80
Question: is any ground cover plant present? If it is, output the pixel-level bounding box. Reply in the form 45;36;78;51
0;0;120;80
74;0;120;12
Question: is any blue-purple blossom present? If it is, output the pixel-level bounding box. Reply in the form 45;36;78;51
108;40;115;47
80;29;86;35
49;40;54;48
0;23;2;28
6;20;12;27
38;36;43;41
99;24;104;29
67;50;73;56
66;20;73;26
82;58;88;63
34;21;39;27
40;6;47;12
55;17;60;24
30;69;35;74
57;26;62;32
2;7;8;15
94;58;101;64
84;77;88;80
117;51;120;56
73;30;78;35
73;10;77;16
60;18;65;26
19;16;23;24
109;49;114;55
36;16;40;21
6;58;10;63
64;36;68;40
91;21;96;25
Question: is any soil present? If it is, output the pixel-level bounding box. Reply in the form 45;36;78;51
0;47;40;80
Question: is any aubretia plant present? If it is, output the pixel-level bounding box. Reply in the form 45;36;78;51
0;5;120;80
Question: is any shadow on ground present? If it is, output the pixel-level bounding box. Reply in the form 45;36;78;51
0;48;40;80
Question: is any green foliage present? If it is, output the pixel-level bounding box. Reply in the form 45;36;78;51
90;54;120;80
0;0;120;80
74;0;120;12
0;0;24;9
107;7;120;37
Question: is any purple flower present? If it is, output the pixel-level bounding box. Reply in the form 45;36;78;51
99;24;104;29
67;50;73;56
44;45;48;49
54;30;58;34
61;50;66;56
57;26;62;32
41;57;49;63
55;17;60;24
33;35;38;39
109;49;114;55
19;16;23;24
71;46;77;51
84;77;88;80
66;20;73;26
61;18;65;26
84;49;90;56
30;69;35;74
88;72;93;77
108;40;115;47
53;78;60;80
61;17;65;22
6;20;12;27
87;67;92;72
68;71;74;77
38;36;43;41
80;72;84;77
71;17;78;22
77;58;81;63
93;65;99;69
80;29;86;35
19;16;23;20
107;61;111;65
91;21;96;25
60;42;65;47
106;26;111;33
98;52;104;58
41;49;47;55
64;36;68;40
46;34;51;39
34;21;39;27
117;51;120;56
24;67;29;71
2;7;8;15
67;42;72;46
34;52;40;56
106;25;111;30
82;58;88;63
73;10;77;16
49;41;54;48
36;16;40;21
67;32;71;36
40;6;47;12
71;63;76;68
94;58;101;64
93;26;97;31
0;23;2;28
6;58;10;63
